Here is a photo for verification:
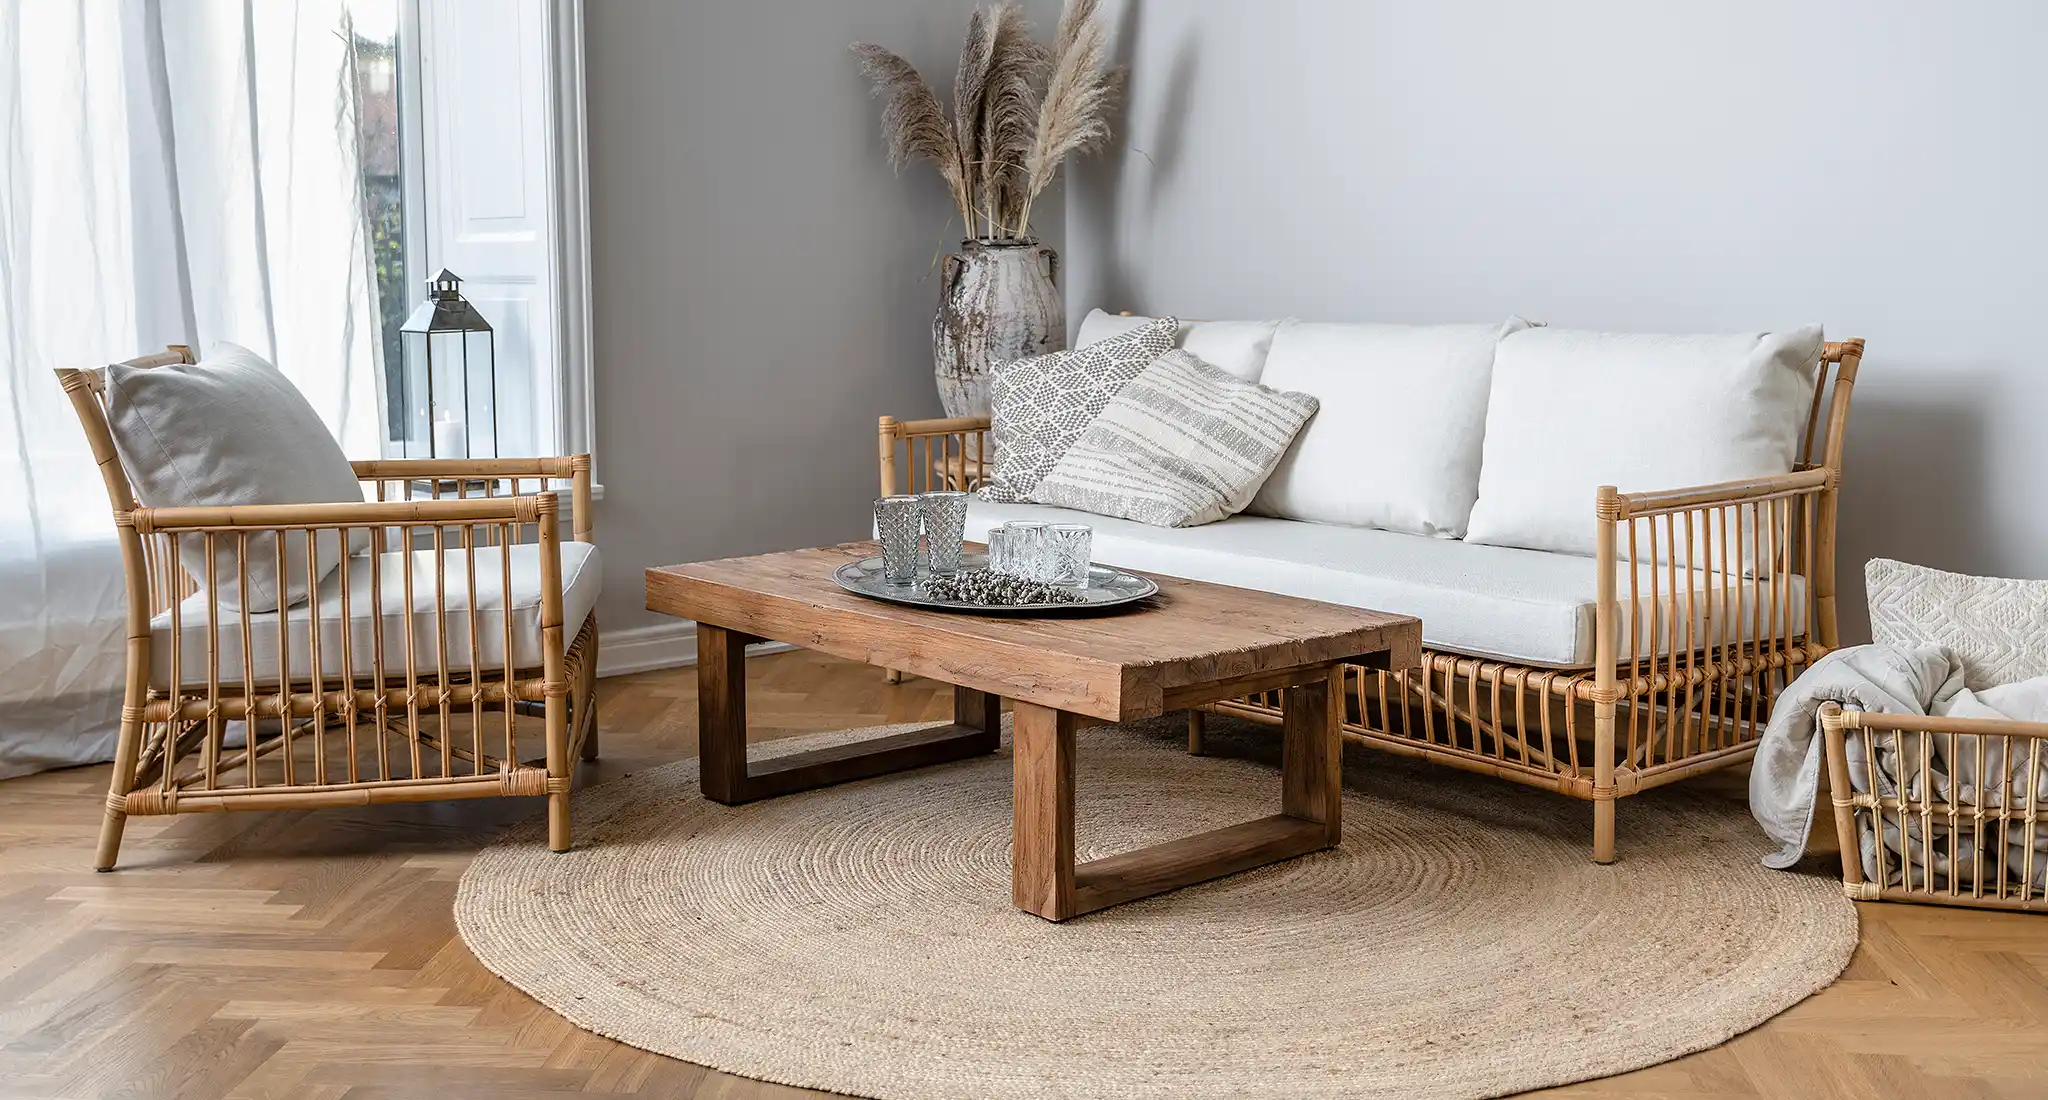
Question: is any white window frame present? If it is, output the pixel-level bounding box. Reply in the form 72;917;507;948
392;0;597;493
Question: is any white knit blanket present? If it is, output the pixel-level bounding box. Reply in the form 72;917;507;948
1752;644;2048;890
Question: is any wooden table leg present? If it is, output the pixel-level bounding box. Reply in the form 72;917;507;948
1012;701;1078;918
697;622;1004;806
1011;668;1344;922
1282;672;1343;844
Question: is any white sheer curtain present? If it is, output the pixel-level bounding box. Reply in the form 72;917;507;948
0;0;382;779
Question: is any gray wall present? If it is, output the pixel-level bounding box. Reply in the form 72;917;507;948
1068;1;2048;642
585;1;1060;635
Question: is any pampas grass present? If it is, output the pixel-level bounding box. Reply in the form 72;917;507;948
977;4;1046;235
852;0;1116;240
852;42;974;231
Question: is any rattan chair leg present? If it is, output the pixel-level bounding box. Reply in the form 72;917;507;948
1187;709;1206;755
546;692;572;853
94;711;145;871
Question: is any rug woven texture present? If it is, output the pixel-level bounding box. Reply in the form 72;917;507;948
456;714;1857;1100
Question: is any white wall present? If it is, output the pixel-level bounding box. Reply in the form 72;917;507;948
584;0;1060;649
1068;0;2048;642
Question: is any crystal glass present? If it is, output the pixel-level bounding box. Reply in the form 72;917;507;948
1048;523;1093;589
918;491;969;576
874;495;922;585
1003;521;1049;581
984;525;1014;574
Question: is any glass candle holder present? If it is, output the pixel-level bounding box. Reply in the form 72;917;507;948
918;491;969;577
874;495;922;585
1003;521;1049;581
1048;523;1093;589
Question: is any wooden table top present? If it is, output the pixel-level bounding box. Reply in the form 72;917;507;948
646;542;1421;722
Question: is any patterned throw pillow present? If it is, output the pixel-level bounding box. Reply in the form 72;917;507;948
1032;349;1320;527
1866;558;2048;690
980;316;1177;502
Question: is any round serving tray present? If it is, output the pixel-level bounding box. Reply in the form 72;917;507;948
834;553;1158;615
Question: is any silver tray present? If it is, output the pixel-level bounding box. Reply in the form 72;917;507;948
834;553;1158;615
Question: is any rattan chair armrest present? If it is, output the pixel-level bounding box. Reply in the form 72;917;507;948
1612;468;1831;517
881;415;992;437
130;494;548;533
350;456;584;480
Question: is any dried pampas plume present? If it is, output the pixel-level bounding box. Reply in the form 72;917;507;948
977;3;1047;236
851;42;972;230
1016;0;1120;237
852;0;1116;241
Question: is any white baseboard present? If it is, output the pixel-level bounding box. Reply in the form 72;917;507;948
597;621;795;678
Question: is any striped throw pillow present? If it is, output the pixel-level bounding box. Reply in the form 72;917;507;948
1031;349;1320;527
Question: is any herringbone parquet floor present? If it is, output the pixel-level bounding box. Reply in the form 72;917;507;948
2;649;2044;1099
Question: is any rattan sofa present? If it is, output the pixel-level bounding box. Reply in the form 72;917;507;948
58;347;599;870
877;327;1863;863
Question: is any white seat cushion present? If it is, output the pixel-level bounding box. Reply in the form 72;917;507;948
150;542;601;688
967;500;1803;668
1248;318;1533;538
1075;309;1282;382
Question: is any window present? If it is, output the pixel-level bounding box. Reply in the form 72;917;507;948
343;0;591;466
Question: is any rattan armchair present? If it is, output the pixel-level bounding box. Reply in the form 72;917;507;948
58;347;599;871
877;338;1864;863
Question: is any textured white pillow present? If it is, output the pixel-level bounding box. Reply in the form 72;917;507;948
1247;317;1533;537
1075;308;1282;382
1464;325;1824;557
1032;350;1320;527
1867;558;2048;691
106;342;369;612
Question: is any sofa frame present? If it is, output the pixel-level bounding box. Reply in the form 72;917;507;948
58;347;598;870
877;337;1863;862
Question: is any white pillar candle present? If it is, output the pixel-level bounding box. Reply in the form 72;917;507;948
432;414;467;458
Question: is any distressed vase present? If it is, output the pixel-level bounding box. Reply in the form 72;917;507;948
932;238;1064;419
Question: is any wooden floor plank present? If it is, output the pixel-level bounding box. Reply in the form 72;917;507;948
0;648;2039;1098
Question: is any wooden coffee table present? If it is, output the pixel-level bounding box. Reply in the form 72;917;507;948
645;542;1420;921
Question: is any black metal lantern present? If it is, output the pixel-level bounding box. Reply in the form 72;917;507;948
399;269;497;458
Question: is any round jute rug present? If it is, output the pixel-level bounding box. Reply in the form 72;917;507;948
456;714;1856;1100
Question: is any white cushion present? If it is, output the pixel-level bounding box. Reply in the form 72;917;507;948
106;342;369;612
1076;308;1282;382
1465;325;1825;557
150;542;601;688
1248;318;1533;538
1867;558;2048;691
967;499;1803;668
1032;350;1319;527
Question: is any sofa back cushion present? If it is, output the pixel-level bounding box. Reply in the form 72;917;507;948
105;342;370;612
1075;309;1281;382
1463;325;1825;557
1247;317;1532;538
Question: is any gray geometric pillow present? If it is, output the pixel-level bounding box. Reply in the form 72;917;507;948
1032;349;1320;527
980;316;1176;503
1866;558;2048;690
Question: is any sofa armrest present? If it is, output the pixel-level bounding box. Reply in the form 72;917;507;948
1611;467;1830;518
878;415;993;497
